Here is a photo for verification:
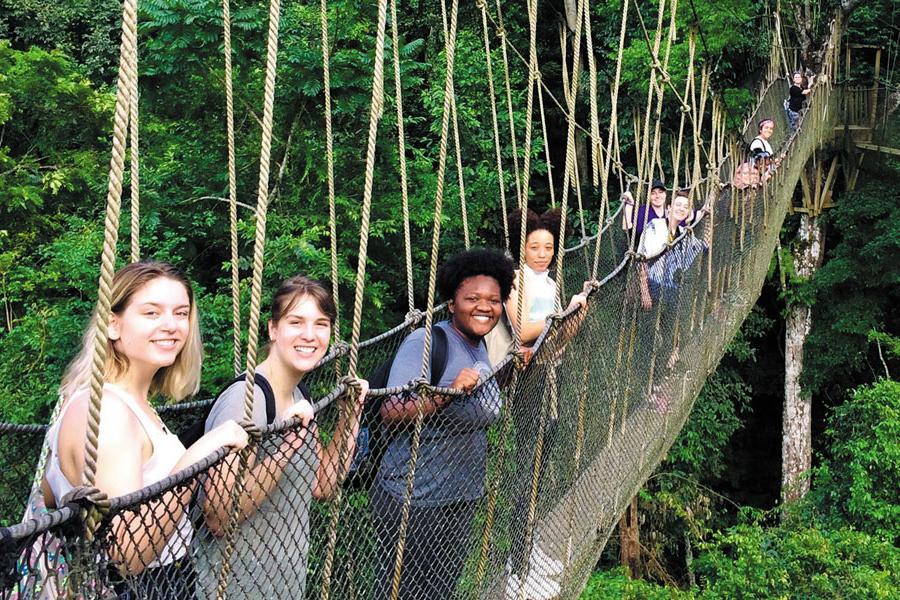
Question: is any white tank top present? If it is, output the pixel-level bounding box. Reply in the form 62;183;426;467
45;383;191;567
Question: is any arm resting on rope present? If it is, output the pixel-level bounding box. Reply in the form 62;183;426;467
202;401;315;538
47;393;247;574
379;368;480;424
313;380;368;500
621;191;635;230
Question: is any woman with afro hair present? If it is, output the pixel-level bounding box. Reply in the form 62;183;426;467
370;248;515;600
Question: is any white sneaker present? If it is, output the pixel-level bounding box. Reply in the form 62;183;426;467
529;544;563;577
505;569;561;600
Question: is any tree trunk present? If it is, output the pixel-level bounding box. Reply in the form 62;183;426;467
619;496;640;577
563;0;578;34
782;213;825;502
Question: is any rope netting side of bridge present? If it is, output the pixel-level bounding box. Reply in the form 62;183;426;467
0;4;844;600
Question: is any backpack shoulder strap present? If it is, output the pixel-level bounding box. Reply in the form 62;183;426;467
217;372;277;425
253;373;277;425
429;325;450;386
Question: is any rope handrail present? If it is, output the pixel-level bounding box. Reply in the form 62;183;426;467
0;11;846;600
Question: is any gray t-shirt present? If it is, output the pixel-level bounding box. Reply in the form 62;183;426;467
376;320;502;507
194;371;319;598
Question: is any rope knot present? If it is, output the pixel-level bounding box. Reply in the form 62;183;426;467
404;308;425;325
584;279;602;294
475;0;486;8
239;419;264;441
64;485;110;542
411;377;433;399
337;375;363;396
496;26;507;38
331;339;350;353
511;348;529;371
63;485;110;510
680;103;691;113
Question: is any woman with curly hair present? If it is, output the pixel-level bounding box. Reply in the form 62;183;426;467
371;248;515;600
506;207;587;347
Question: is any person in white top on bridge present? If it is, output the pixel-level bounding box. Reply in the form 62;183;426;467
42;261;248;599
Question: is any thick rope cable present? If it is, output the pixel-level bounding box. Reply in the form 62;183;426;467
559;16;588;247
582;0;602;190
214;0;282;594
592;0;630;279
82;0;137;491
319;0;389;595
510;5;574;595
516;4;583;587
494;0;523;204
511;0;539;349
626;0;667;255
390;0;415;312
516;0;540;212
321;0;341;338
388;0;459;596
537;82;557;208
439;0;469;249
223;0;242;375
128;35;140;264
77;0;137;545
477;0;510;249
345;0;388;378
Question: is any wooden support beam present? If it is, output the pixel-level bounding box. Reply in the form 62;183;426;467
818;156;839;215
855;142;900;157
813;160;823;213
848;153;864;191
799;168;813;210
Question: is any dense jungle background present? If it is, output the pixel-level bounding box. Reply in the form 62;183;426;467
0;0;897;596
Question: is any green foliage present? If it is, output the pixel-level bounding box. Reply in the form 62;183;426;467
582;567;695;599
693;521;900;599
805;379;900;543
0;0;121;81
803;172;900;394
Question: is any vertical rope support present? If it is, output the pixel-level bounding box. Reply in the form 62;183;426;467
389;1;459;596
592;0;629;278
319;0;395;581
582;0;602;190
516;0;539;211
494;0;522;204
321;0;341;337
345;0;389;378
223;0;242;375
215;1;282;595
240;0;282;421
552;0;586;307
82;0;138;491
128;30;140;264
439;0;469;249
512;0;538;348
390;0;415;313
478;0;510;248
537;83;557;207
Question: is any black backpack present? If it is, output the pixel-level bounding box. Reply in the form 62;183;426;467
345;326;449;489
178;372;310;447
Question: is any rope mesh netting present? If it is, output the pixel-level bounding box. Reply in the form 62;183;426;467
0;12;845;600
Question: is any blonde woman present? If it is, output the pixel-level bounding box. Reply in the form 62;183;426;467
41;261;248;599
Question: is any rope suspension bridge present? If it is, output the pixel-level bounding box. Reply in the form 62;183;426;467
0;0;858;597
